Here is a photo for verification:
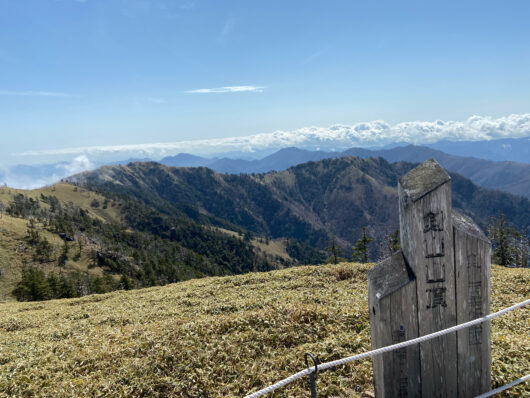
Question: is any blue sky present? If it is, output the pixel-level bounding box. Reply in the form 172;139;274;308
1;0;530;164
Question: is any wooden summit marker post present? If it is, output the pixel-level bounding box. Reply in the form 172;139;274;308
399;158;458;397
368;159;491;397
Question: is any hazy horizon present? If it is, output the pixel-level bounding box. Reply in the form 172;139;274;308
2;0;530;167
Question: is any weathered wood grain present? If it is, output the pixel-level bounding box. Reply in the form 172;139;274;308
369;159;492;397
453;211;491;397
368;251;421;397
398;159;457;397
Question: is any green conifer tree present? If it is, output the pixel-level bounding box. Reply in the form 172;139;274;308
489;215;515;266
352;227;373;263
325;235;345;264
13;267;53;301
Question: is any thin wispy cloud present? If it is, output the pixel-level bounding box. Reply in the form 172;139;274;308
302;49;326;65
0;90;75;98
186;85;265;94
18;113;530;158
218;17;235;44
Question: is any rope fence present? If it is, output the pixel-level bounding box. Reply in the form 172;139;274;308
475;374;529;398
244;298;530;398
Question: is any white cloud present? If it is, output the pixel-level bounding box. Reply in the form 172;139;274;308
0;90;74;97
185;85;265;94
0;155;95;189
58;155;94;175
17;113;530;158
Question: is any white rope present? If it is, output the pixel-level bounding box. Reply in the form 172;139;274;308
475;373;529;397
244;298;530;398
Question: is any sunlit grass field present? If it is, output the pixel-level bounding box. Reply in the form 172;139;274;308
0;183;121;302
0;263;528;397
0;183;298;303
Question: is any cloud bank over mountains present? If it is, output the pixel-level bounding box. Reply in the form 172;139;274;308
20;113;530;161
3;113;530;189
0;155;94;190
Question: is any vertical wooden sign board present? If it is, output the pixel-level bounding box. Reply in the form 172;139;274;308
453;211;491;396
368;251;421;397
398;159;457;397
368;159;491;397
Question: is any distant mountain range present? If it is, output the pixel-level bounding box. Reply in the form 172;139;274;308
343;145;530;198
158;135;530;167
426;136;530;163
160;145;530;199
3;136;529;194
159;149;333;173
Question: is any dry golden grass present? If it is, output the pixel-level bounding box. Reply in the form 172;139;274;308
0;263;528;397
0;183;121;225
0;212;107;301
212;227;291;261
0;183;124;300
251;238;290;261
0;215;67;301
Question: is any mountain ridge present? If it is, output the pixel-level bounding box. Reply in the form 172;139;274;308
68;156;530;259
159;145;530;198
4;136;530;192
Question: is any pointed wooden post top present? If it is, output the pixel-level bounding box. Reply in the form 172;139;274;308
398;158;451;203
367;251;414;302
452;210;490;243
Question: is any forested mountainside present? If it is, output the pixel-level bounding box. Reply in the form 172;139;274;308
2;156;529;302
0;183;314;302
342;145;530;199
69;156;530;259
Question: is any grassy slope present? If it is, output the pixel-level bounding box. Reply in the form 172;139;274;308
0;184;119;301
0;184;297;301
0;215;63;301
0;264;528;397
0;183;121;224
214;227;291;261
